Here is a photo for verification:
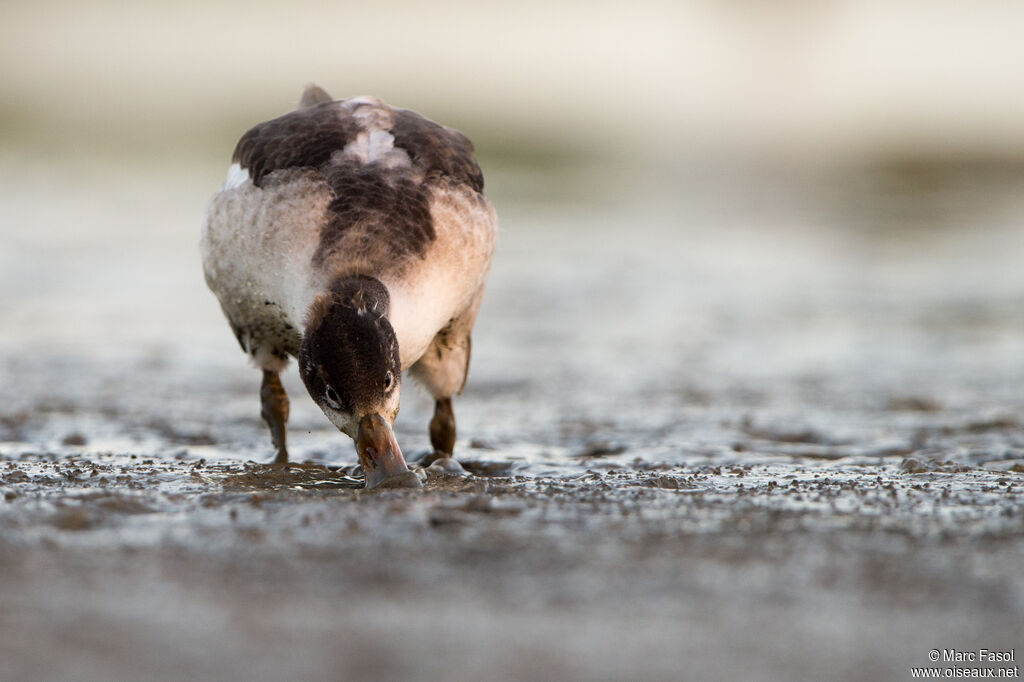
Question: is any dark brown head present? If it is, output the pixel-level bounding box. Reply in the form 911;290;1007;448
299;277;416;488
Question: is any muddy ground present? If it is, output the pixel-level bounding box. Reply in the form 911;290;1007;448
1;160;1023;680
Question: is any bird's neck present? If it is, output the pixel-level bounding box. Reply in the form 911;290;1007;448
327;274;391;318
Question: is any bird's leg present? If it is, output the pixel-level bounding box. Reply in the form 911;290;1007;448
260;369;289;464
410;300;481;471
422;397;456;466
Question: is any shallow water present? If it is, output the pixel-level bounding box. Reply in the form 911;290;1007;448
1;156;1023;680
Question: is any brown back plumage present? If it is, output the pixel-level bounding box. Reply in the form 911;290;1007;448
230;90;485;269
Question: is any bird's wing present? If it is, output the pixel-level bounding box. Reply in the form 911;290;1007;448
388;108;484;193
232;97;483;193
232;101;361;187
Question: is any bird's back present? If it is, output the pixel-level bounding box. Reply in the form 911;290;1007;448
201;92;496;368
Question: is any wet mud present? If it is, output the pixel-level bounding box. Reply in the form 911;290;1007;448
2;364;1023;681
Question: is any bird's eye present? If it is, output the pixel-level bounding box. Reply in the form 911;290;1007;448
325;385;341;408
383;371;394;390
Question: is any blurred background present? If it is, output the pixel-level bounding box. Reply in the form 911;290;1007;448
1;0;1023;452
2;0;1023;367
3;3;1024;680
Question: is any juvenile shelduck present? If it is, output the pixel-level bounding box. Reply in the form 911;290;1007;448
201;84;496;489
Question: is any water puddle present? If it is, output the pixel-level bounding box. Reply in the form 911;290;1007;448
214;462;365;490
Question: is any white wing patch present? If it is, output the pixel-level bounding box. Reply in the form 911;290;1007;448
367;130;394;162
335;100;412;170
223;163;250;190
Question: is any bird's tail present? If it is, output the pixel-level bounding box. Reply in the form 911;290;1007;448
298;83;333;108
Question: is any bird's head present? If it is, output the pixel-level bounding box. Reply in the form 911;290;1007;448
298;276;419;489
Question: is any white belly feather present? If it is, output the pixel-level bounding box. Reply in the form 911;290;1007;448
201;167;328;368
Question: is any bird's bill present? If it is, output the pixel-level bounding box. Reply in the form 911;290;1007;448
356;414;420;489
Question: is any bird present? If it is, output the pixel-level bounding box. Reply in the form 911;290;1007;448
201;84;496;489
